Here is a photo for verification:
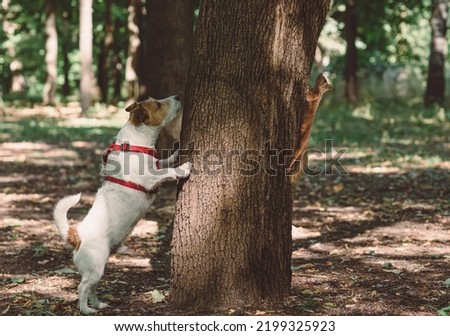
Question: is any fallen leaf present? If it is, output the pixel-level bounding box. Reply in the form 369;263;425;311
438;306;450;316
292;263;315;271
382;262;394;269
1;305;10;315
103;293;114;300
11;277;25;283
151;289;165;303
443;278;450;287
333;183;344;193
54;267;77;274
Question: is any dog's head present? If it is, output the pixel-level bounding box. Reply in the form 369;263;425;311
125;95;181;128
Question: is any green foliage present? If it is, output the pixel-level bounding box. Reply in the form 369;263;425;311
1;0;129;103
321;0;431;78
310;93;449;169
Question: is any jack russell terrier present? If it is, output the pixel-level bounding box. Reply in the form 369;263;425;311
53;95;191;314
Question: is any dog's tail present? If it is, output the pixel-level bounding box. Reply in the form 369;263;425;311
53;193;81;242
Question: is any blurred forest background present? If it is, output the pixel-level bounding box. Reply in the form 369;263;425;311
1;0;449;112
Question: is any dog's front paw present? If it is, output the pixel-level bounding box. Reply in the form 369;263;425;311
172;149;180;162
177;162;193;178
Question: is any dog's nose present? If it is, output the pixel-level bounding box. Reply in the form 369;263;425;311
174;95;180;101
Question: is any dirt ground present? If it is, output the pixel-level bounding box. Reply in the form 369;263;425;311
0;108;449;316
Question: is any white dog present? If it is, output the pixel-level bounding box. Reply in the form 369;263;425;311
53;95;191;314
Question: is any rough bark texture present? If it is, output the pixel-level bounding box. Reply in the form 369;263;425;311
289;74;333;177
144;0;196;153
171;0;330;309
79;0;93;116
344;0;358;103
43;0;58;105
425;0;448;107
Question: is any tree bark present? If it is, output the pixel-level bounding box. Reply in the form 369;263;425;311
43;0;58;105
425;0;448;107
144;0;196;152
344;0;358;103
171;0;330;309
79;0;93;116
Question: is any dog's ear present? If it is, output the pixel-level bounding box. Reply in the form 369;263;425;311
125;102;138;112
129;105;149;126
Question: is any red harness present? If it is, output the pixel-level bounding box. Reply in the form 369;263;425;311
102;143;159;194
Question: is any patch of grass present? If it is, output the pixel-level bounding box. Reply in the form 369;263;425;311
0;117;119;145
312;98;450;167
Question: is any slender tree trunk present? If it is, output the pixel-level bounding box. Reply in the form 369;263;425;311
79;0;93;116
61;9;72;97
98;0;113;104
2;0;25;93
144;0;196;151
425;0;448;107
171;0;330;309
344;0;358;103
43;0;58;105
126;0;141;101
111;19;123;104
62;44;71;97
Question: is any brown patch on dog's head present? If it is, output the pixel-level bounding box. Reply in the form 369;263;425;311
67;226;81;251
125;98;171;127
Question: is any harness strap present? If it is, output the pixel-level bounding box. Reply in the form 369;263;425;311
102;143;159;194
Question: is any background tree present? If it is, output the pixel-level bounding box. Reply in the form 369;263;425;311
425;0;448;107
171;0;331;308
344;0;358;103
2;0;25;94
43;0;58;105
97;0;113;104
125;0;141;101
79;0;93;116
143;0;196;151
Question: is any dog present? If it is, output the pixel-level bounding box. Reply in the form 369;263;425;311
53;95;191;314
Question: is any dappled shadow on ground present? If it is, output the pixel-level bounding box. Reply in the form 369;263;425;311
0;108;449;315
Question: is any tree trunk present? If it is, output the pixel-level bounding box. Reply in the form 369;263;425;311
144;0;196;152
425;0;448;107
171;0;330;309
79;0;93;116
2;0;25;94
125;0;141;101
98;0;113;104
61;8;72;97
111;18;123;104
344;0;358;103
43;0;58;105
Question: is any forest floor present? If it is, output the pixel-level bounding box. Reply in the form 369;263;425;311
0;104;449;316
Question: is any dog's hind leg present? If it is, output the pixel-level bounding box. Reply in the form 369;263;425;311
78;276;96;314
74;247;108;314
89;283;109;310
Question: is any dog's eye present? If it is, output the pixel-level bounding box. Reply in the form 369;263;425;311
155;102;162;109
